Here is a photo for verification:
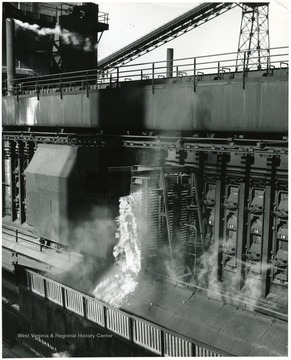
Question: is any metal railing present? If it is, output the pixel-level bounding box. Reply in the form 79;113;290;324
99;11;109;25
25;270;228;357
2;224;82;262
2;47;288;97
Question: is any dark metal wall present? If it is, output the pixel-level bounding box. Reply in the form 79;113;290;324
2;75;288;135
130;149;288;307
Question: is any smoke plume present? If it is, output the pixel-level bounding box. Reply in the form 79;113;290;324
14;19;96;51
161;232;273;311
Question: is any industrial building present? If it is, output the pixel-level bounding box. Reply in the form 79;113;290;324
2;2;288;357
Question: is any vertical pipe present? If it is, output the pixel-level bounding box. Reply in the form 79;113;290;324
18;141;25;224
261;184;272;298
166;48;174;78
10;141;17;221
6;18;16;96
95;4;99;69
236;182;247;290
214;178;223;280
116;67;119;88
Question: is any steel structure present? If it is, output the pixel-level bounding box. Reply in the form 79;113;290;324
236;2;270;71
98;3;237;71
1;2;288;358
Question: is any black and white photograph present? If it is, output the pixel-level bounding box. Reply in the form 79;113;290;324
2;0;289;357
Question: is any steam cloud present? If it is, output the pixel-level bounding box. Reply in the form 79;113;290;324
93;192;142;308
53;345;75;358
164;238;273;311
14;19;96;51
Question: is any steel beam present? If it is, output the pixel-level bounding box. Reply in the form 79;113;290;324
236;182;247;290
9;141;17;221
18;141;26;224
213;156;225;281
261;184;272;298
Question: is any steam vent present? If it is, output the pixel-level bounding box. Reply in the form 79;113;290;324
2;2;288;357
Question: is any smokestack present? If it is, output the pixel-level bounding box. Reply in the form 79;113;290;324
166;48;174;78
6;18;16;95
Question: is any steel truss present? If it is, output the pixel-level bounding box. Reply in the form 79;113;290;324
236;3;270;71
98;3;237;71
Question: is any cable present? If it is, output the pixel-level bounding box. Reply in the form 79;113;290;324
274;0;288;10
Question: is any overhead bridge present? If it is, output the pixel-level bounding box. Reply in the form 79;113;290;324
98;3;237;70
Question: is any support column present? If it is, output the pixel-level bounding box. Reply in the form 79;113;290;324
6;18;16;95
236;183;247;290
213;155;226;281
261;184;272;298
18;142;26;224
10;141;17;221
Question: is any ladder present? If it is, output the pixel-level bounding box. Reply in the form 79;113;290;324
159;169;204;281
185;172;206;277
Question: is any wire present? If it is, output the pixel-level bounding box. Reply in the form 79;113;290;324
274;0;289;10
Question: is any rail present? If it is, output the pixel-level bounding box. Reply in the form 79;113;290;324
2;224;82;263
25;269;229;357
2;47;288;97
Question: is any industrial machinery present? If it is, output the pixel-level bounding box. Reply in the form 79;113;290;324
2;2;288;357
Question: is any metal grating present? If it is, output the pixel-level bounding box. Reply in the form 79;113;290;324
46;280;63;305
164;333;192;357
133;319;162;355
195;345;221;357
64;289;84;316
148;188;160;258
86;298;105;327
106;308;130;339
29;272;45;297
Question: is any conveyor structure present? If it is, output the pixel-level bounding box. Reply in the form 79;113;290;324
98;3;237;70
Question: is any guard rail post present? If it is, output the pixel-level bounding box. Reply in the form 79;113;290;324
86;71;89;98
128;317;134;342
160;329;165;356
83;296;87;319
61;287;66;309
193;57;196;92
103;306;107;329
36;77;40;100
60;75;63;99
243;52;247;90
43;279;48;299
16;80;19;102
152;62;155;94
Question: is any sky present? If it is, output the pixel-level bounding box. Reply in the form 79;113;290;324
96;0;289;64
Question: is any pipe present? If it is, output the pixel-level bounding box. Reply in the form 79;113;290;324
166;48;174;78
6;18;16;95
